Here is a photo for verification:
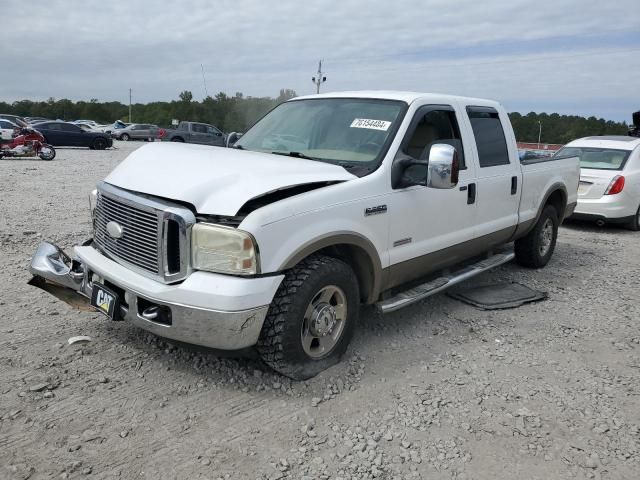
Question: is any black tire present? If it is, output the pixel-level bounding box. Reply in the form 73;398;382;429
92;137;107;150
256;255;359;380
38;144;56;161
515;205;559;268
120;133;130;141
626;205;640;231
171;137;185;142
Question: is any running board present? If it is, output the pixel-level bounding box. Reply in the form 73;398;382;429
377;250;515;313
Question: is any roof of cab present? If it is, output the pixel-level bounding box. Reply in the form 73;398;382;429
566;135;640;151
292;90;502;108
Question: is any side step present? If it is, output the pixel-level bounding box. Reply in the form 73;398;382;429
377;250;515;313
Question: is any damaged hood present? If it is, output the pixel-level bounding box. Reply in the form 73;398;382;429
104;142;355;215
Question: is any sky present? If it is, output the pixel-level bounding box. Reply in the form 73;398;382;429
1;0;638;121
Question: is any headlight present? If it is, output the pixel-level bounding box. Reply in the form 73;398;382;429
191;223;259;275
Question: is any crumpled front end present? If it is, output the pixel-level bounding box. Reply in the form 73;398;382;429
29;241;283;350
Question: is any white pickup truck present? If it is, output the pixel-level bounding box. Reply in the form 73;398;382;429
30;91;579;379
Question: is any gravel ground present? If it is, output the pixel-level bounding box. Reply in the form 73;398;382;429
1;142;639;480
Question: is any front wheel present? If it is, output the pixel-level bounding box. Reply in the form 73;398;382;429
92;137;108;150
38;144;56;161
515;205;559;268
120;133;130;141
256;255;359;380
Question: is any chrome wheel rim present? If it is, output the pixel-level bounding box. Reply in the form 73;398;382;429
539;218;554;256
301;285;347;359
40;147;54;159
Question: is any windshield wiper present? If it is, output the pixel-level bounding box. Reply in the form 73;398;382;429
231;144;244;150
336;161;371;172
271;151;317;161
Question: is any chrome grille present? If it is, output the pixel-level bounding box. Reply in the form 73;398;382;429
94;193;160;273
92;182;195;283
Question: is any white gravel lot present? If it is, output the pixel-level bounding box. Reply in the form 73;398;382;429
1;142;639;480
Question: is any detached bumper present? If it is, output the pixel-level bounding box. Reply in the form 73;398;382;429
29;242;283;350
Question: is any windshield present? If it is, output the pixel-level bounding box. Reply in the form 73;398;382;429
235;98;406;170
554;147;631;170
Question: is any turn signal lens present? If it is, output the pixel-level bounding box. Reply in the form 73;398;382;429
604;175;625;195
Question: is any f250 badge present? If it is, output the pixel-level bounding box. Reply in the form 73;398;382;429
365;205;387;216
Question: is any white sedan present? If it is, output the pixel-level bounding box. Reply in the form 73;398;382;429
0;118;19;141
559;136;640;230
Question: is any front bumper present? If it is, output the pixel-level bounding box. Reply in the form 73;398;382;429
29;242;284;350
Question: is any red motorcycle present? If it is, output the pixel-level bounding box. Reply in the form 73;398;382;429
0;127;56;160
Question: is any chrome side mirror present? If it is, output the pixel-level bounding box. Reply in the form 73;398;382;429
226;132;243;147
427;144;459;189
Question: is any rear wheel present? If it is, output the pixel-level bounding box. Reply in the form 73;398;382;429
171;137;185;142
120;133;130;141
92;137;107;150
626;205;640;231
256;255;359;380
515;205;559;268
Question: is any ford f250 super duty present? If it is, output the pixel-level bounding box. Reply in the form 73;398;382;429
29;91;579;379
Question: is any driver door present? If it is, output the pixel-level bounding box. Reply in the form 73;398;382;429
386;104;478;287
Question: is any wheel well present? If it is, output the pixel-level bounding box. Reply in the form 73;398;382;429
314;244;376;304
545;189;566;220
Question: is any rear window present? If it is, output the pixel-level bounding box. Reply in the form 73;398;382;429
554;147;630;170
466;107;510;167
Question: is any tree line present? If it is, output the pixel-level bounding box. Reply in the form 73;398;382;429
0;90;629;144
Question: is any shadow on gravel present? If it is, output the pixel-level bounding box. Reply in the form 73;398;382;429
562;219;632;234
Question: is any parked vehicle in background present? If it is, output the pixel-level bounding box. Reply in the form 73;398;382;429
0;127;56;160
112;123;160;141
159;121;225;146
629;110;640;138
26;117;52;124
0;119;20;141
558;136;640;230
0;114;29;128
35;121;113;150
28;91;579;379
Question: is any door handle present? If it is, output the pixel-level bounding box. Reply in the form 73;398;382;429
511;176;518;195
467;183;476;205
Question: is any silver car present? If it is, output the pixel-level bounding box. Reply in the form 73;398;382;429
112;124;159;141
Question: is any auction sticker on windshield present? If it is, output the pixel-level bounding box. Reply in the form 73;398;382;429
350;119;391;131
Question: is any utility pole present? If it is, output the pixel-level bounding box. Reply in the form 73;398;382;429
537;121;542;149
129;88;132;123
311;60;326;94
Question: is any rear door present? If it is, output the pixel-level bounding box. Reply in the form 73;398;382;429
138;124;152;140
190;123;209;144
40;123;63;145
461;105;521;241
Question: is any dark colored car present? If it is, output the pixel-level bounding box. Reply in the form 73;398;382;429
35;121;113;150
629;110;640;138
